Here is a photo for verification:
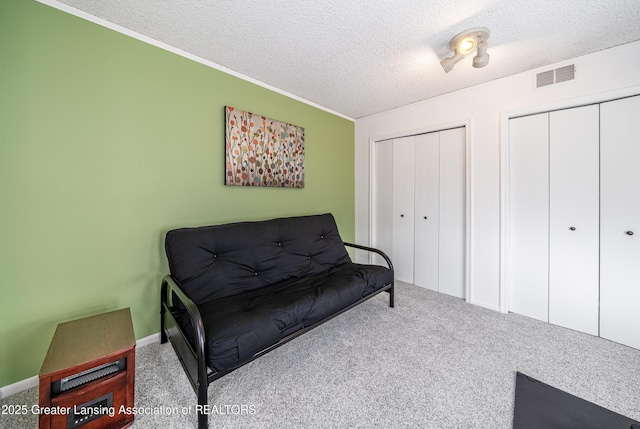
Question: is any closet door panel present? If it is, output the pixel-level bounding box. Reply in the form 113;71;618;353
438;127;466;298
414;132;440;291
600;95;640;349
508;113;549;322
548;105;600;335
372;140;394;266
392;136;415;283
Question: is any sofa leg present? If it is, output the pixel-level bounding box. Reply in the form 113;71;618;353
160;308;168;344
197;382;209;429
197;408;208;429
388;283;395;308
160;281;168;344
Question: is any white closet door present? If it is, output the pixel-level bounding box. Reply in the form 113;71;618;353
438;127;466;298
414;132;440;291
600;95;640;349
548;106;600;335
392;136;415;283
508;113;549;322
372;139;394;266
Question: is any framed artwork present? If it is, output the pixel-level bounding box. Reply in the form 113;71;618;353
225;106;305;188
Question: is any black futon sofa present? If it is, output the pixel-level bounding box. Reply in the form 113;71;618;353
160;213;394;429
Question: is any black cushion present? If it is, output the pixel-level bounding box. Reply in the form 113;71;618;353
165;213;352;304
175;263;393;372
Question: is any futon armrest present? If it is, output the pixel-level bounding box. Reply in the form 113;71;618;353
343;242;394;272
161;275;207;366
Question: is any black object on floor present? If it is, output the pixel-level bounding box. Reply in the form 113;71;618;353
513;372;639;429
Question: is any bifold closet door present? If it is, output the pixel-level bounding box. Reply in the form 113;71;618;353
508;113;549;322
414;132;440;291
372;139;393;267
373;129;464;295
600;95;640;349
438;128;466;298
548;106;599;335
392;136;415;283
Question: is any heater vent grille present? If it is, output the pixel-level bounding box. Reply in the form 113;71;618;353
536;65;575;88
555;65;575;83
536;70;555;88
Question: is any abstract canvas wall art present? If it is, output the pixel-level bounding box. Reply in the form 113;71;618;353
225;106;305;188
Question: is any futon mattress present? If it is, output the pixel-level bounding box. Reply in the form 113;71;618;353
174;262;392;372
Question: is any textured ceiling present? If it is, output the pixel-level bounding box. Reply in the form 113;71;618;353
55;0;640;119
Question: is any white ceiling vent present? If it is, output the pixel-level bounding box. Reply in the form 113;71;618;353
536;65;575;88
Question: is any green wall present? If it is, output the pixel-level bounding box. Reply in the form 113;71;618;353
0;0;354;387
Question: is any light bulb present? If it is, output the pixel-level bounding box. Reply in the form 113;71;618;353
457;37;476;55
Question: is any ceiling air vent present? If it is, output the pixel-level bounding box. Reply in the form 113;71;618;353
536;65;575;88
536;70;554;88
555;65;575;83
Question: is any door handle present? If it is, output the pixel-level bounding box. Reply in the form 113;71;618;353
569;227;576;231
625;231;634;236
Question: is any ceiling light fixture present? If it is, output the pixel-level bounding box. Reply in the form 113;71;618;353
440;27;490;73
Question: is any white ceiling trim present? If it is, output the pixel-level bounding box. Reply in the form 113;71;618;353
35;0;356;122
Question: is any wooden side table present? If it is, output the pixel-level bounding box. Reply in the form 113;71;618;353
39;308;135;429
